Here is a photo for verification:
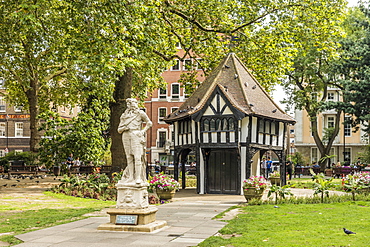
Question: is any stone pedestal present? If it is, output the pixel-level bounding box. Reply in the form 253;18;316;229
98;182;167;232
115;183;149;209
98;206;167;232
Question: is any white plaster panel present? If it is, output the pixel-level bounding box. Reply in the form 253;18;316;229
251;117;258;143
230;132;235;142
221;132;226;143
203;133;208;143
240;117;248;141
240;146;246;195
211;133;217;143
199;147;205;194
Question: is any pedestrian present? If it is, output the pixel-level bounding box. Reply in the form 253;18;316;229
261;157;267;178
266;157;272;178
66;153;74;170
286;159;293;180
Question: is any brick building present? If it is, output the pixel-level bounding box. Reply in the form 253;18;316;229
144;49;204;165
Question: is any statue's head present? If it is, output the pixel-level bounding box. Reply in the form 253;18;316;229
126;98;138;109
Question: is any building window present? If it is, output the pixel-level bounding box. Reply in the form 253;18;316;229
344;116;351;137
158;131;166;148
327;92;335;101
0;78;5;89
311;147;318;163
171;107;178;113
159;88;167;99
175;42;181;49
171;84;180;99
344;148;351;163
201;117;235;132
195;58;202;70
158;108;167;122
0;123;5;136
0;97;6;112
183;59;192;71
258;119;264;133
15;122;23;137
14;106;23;112
327;116;335;128
171;60;180;71
203;119;210;131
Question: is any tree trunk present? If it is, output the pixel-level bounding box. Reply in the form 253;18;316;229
310;111;341;172
26;80;41;153
110;68;133;172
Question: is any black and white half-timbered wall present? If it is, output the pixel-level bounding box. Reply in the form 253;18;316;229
164;53;295;195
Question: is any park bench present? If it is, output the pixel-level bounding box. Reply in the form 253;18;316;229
293;167;321;178
69;165;94;175
8;161;38;178
99;165;112;174
332;167;359;178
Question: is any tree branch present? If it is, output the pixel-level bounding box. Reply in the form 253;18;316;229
164;1;302;34
43;67;67;82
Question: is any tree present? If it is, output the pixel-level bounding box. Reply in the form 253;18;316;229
1;0;348;172
335;4;370;134
282;2;347;170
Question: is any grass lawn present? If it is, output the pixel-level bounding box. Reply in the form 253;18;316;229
0;192;115;246
200;201;370;247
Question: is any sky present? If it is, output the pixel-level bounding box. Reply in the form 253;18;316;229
272;0;359;115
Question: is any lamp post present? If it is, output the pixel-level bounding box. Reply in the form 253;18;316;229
5;114;9;152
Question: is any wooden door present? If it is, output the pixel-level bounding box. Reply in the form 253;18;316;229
207;149;239;194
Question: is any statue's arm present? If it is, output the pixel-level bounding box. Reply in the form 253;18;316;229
141;111;152;133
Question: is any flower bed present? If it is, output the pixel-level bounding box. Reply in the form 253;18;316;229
148;173;180;192
243;176;267;191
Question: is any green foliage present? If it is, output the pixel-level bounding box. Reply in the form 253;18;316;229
358;144;370;164
52;173;118;201
267;184;293;204
288;152;308;166
334;4;370;133
0;151;36;169
310;169;334;203
38;96;110;168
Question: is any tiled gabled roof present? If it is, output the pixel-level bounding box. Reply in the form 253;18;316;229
164;53;295;123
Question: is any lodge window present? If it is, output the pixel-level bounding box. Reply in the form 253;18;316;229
179;120;191;134
201;117;235;132
258;119;279;135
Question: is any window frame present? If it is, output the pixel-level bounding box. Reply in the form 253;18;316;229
171;83;180;99
158;107;167;122
15;122;24;137
171;59;180;71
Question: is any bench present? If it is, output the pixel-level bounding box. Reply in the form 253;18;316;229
333;167;359;178
294;167;321;178
69;165;94;175
8;161;38;178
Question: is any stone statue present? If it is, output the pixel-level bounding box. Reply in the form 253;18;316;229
117;98;152;185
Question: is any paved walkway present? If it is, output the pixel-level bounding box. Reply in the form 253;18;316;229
14;189;244;247
13;188;345;247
